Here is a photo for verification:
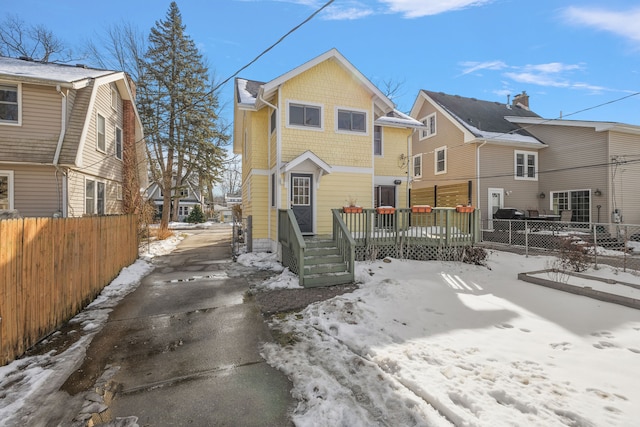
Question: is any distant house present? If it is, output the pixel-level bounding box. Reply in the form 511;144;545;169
409;90;640;225
233;48;424;252
0;56;147;217
146;180;204;222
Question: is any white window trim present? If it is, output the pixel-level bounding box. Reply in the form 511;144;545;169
115;126;123;161
111;86;118;110
434;145;447;175
0;170;15;210
85;177;107;215
96;113;106;153
0;82;22;126
419;112;436;140
514;150;538;181
335;106;368;135
116;183;123;201
413;154;422;179
285;100;324;132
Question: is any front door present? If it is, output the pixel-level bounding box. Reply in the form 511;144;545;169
488;188;504;229
291;173;313;234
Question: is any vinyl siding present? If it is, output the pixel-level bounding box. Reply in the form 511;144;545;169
80;83;123;181
374;126;411;177
1;164;61;217
527;125;609;222
411;100;477;207
0;83;60;163
479;144;540;216
316;172;372;234
609;131;640;224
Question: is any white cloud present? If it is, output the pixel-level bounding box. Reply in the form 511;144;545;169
323;6;374;20
459;60;507;75
562;7;640;44
504;71;569;88
379;0;494;17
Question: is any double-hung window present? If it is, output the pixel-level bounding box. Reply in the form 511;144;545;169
115;127;123;160
435;146;447;174
337;109;366;133
288;102;321;128
413;154;422;178
0;83;19;124
420;113;436;139
515;151;537;180
97;114;106;152
85;179;105;215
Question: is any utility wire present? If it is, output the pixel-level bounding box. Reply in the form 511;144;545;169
74;0;336;175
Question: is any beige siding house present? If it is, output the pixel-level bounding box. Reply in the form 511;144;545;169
234;49;424;252
409;89;640;226
0;57;147;217
409;90;545;223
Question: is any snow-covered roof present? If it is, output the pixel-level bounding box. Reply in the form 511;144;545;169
0;56;116;87
375;109;426;129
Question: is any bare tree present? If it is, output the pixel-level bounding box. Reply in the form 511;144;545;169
0;14;72;62
84;22;146;80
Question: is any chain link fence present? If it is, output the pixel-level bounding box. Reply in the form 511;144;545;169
481;219;640;272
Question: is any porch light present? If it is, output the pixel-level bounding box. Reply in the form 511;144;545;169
594;188;602;196
539;192;546;199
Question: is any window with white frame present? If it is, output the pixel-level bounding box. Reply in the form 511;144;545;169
337;109;366;133
514;150;537;180
178;187;189;198
116;184;123;201
85;179;106;215
288;102;321;128
115;127;123;160
0;83;19;124
435;146;447;174
111;86;118;110
97;114;106;152
413;154;422;178
551;189;590;222
179;206;190;217
0;171;14;210
420;113;436;139
374;125;382;155
270;173;276;207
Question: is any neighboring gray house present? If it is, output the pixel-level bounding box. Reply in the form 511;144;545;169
147;180;204;222
0;56;147;217
409;90;640;225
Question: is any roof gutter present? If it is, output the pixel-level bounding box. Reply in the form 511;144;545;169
259;91;278;247
476;141;487;216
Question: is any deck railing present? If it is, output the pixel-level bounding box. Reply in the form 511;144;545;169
336;207;480;260
278;209;306;281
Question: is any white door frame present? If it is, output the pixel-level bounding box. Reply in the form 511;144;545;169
487;187;504;230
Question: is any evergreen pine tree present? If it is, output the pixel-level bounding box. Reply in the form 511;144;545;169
138;2;227;232
186;204;205;223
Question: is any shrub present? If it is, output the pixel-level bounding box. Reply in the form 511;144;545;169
186;204;206;223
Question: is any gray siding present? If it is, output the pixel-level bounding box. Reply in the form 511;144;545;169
609;131;640;224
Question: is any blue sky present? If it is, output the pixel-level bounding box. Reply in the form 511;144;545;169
3;0;640;127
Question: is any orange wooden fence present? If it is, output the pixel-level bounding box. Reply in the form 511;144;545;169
0;215;138;366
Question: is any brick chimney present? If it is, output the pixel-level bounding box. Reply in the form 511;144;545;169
512;91;530;110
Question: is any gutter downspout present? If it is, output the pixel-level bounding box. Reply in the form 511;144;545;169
54;85;68;217
476;140;487;220
259;92;278;251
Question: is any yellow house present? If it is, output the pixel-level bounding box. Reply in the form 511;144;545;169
234;49;424;252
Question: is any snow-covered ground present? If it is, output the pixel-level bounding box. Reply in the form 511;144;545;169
1;228;639;426
254;252;640;427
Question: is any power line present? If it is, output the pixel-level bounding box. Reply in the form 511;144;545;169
75;0;336;175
